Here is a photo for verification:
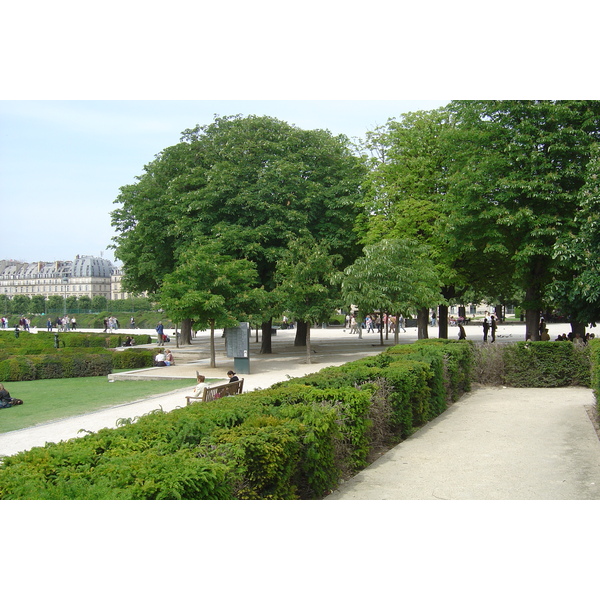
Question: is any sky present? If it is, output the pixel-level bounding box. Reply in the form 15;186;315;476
0;99;449;265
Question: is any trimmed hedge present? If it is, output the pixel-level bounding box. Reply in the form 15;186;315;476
0;340;474;500
3;338;594;500
0;331;155;381
501;342;590;387
0;331;152;349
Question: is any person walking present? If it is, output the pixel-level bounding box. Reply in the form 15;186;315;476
482;312;490;342
156;321;164;346
398;315;406;333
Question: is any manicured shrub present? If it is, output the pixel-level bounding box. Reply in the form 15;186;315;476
110;349;155;369
200;415;303;499
503;342;591;387
0;336;482;499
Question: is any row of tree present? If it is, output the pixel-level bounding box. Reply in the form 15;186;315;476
110;103;600;356
1;294;152;315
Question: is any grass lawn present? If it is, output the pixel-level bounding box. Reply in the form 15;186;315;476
0;376;200;434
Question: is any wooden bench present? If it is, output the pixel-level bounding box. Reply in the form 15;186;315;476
186;378;244;405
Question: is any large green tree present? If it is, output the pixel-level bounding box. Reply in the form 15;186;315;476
442;100;600;339
339;238;444;345
550;143;600;329
111;114;367;351
160;243;264;367
274;237;341;363
360;109;460;338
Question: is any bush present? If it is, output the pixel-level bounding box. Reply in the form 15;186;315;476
503;342;590;387
0;331;155;381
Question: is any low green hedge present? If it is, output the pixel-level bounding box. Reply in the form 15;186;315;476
0;340;474;500
0;348;155;381
3;338;593;500
0;331;155;381
0;353;114;380
503;342;591;387
0;331;152;349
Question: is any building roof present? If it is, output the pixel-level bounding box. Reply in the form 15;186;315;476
0;256;114;279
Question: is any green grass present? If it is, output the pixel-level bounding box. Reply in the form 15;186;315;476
0;376;200;434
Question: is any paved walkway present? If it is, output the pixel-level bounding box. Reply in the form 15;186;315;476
1;322;598;500
326;386;600;500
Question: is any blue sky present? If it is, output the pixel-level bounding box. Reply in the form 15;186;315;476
0;100;449;264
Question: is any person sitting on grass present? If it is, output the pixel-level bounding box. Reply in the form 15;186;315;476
154;350;167;367
165;350;174;366
0;383;23;408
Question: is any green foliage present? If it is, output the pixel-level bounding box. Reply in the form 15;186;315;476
503;342;591;387
111;114;367;317
0;441;233;500
550;144;600;325
274;237;342;325
0;331;154;381
339;238;444;320
203;415;303;499
0;339;474;499
442;100;600;333
160;243;265;339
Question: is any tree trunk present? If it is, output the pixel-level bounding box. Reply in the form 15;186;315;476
417;307;429;339
394;313;400;345
570;321;586;338
438;304;448;339
260;319;273;354
525;309;540;341
524;260;548;341
306;323;312;364
209;319;216;368
180;318;193;345
295;320;307;346
378;311;385;345
495;304;504;322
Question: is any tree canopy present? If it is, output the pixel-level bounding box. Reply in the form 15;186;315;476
111;114;367;350
441;100;600;338
159;242;264;366
109;104;600;345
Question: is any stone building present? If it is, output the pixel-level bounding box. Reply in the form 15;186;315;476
0;255;120;300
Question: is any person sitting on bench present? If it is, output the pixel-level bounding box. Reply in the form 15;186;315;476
187;375;208;403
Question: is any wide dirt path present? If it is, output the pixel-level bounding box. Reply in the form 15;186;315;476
326;387;600;500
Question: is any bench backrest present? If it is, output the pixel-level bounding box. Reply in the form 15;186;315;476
202;378;244;402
